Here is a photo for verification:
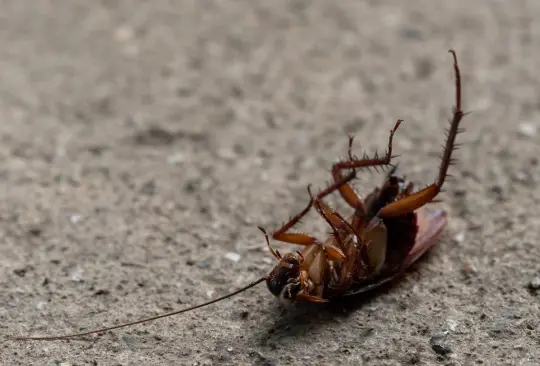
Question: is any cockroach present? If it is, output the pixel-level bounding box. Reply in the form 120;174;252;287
13;50;465;341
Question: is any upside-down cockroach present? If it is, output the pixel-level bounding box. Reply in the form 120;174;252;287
13;50;465;341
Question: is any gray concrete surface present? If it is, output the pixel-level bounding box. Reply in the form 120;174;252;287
1;1;539;365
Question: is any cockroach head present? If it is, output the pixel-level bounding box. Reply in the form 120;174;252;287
266;253;301;300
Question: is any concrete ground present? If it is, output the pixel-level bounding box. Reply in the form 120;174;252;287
1;1;539;365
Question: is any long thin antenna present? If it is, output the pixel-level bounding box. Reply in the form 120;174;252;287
12;277;267;341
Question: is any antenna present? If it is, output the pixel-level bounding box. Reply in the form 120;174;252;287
13;277;267;341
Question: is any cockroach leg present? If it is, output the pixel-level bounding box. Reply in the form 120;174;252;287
295;293;329;303
310;199;347;262
332;119;401;203
270;227;322;247
326;207;362;246
263;118;402;249
264;118;402;253
284;186;345;262
378;50;465;219
307;185;348;231
257;226;282;260
332;210;356;234
262;171;357;247
332;119;402;228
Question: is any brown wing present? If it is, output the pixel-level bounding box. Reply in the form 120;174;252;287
403;207;447;267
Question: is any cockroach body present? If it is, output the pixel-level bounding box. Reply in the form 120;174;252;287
262;48;465;303
13;50;465;341
262;167;448;303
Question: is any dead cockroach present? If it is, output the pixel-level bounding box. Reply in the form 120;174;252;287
13;50;465;341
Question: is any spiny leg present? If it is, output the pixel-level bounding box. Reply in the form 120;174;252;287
308;186;365;251
258;169;357;253
261;119;402;250
332;119;402;228
378;49;465;219
258;227;282;260
307;185;348;233
259;107;402;258
307;187;347;261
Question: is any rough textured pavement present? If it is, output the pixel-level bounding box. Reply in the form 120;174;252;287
1;1;539;365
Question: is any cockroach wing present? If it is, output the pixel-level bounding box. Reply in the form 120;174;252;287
343;208;447;296
404;208;447;267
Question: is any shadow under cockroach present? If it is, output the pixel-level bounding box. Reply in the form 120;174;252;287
256;245;441;344
12;50;467;342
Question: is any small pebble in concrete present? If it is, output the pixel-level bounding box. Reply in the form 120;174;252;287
224;252;241;262
528;277;540;291
518;123;537;138
430;333;452;356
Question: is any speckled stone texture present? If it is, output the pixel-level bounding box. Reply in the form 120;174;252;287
1;1;539;365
